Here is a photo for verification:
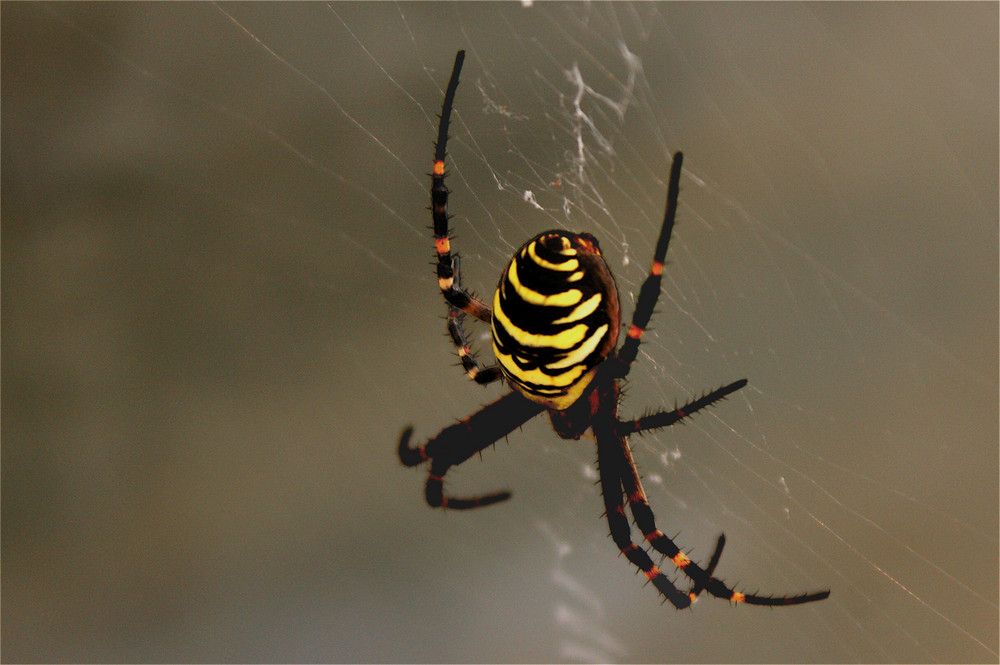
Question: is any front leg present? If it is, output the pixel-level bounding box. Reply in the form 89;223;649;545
614;151;684;375
430;50;492;324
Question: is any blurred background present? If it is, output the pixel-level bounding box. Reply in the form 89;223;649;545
3;3;997;662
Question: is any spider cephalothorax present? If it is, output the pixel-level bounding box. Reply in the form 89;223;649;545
398;50;829;610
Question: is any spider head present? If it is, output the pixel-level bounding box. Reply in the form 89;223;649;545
491;230;621;411
572;232;601;255
536;230;602;257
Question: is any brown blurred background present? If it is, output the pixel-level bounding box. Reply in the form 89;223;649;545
3;3;997;662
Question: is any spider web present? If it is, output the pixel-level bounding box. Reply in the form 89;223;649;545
2;3;997;663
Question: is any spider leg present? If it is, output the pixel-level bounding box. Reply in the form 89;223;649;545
449;308;503;384
594;407;694;609
431;49;492;323
686;534;726;600
614;431;831;606
398;390;544;509
613;151;683;376
447;255;503;385
616;379;748;437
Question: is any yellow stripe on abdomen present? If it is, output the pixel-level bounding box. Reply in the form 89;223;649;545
507;258;583;308
493;298;589;350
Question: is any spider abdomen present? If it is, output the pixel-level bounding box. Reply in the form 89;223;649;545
491;231;620;410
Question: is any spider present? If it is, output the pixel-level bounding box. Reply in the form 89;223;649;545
398;50;830;610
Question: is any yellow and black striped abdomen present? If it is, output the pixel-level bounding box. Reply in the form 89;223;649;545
492;231;620;411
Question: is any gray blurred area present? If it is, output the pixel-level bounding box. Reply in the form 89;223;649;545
3;3;997;663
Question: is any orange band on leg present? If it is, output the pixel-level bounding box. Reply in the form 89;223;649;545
435;237;451;254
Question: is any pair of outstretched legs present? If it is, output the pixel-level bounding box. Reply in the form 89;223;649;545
397;373;824;609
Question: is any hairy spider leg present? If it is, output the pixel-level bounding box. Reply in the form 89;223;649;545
614;424;831;606
399;390;544;509
593;395;694;609
614;151;683;375
686;534;727;600
616;379;748;437
432;49;492;323
447;256;503;385
448;308;503;384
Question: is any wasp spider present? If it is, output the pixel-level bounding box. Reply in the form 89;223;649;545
399;51;830;610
